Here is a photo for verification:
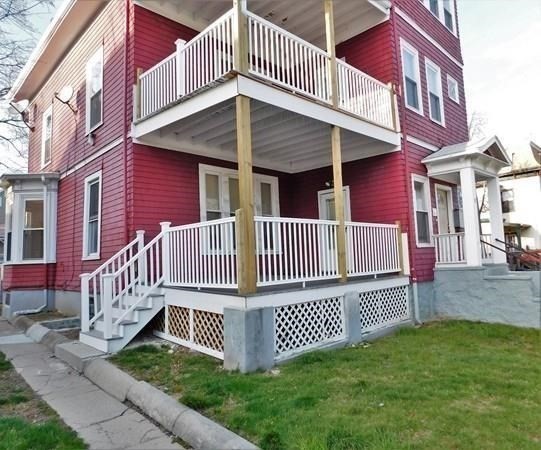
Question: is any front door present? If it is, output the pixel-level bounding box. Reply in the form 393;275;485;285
435;186;454;234
318;187;351;272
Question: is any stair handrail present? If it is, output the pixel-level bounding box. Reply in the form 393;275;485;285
80;231;145;333
480;237;541;269
102;226;168;338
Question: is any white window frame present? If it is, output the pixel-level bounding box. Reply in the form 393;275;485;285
412;174;434;247
41;105;52;168
82;170;102;260
400;39;424;116
447;74;460;104
198;164;280;221
422;0;457;36
21;198;45;261
425;58;445;126
85;46;104;134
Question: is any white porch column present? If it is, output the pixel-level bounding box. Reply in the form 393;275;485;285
459;167;482;266
487;176;507;264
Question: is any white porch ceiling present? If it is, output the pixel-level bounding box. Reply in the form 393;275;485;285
136;0;390;49
135;97;398;173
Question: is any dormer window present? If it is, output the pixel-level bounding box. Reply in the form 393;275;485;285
86;46;103;133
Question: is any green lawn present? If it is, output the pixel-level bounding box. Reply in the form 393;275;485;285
0;353;86;450
112;321;541;450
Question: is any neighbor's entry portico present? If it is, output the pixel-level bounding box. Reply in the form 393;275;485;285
423;136;511;267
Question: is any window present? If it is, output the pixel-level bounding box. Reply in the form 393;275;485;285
412;175;433;246
425;59;445;125
41;106;52;167
442;0;455;32
83;171;102;259
86;47;103;133
447;75;459;103
199;164;279;221
429;0;439;16
501;188;514;213
401;40;423;115
22;199;44;260
422;0;456;34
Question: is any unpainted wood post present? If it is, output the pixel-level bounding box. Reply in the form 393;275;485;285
232;0;249;74
324;0;339;108
135;67;143;119
331;125;347;282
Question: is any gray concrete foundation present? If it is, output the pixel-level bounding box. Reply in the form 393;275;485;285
1;289;81;319
223;306;274;373
433;266;541;329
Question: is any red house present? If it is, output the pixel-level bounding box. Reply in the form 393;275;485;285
2;0;519;369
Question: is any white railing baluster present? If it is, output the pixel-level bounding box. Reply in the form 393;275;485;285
434;233;467;264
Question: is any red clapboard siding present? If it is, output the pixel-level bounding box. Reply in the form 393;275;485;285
2;264;56;290
27;0;127;174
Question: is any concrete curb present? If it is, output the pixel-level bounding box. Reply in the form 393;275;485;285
10;314;259;450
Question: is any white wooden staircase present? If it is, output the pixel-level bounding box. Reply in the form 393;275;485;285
79;226;168;353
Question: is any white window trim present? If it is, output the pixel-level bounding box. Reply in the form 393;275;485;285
434;184;455;234
412;174;434;247
198;164;280;222
82;170;102;260
421;0;457;36
400;39;424;116
41;105;52;168
85;46;104;135
425;58;445;126
447;74;460;104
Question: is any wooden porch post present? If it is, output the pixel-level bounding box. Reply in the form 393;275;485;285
233;0;248;74
325;0;347;282
236;95;257;294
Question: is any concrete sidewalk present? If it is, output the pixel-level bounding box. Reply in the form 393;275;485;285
0;319;182;450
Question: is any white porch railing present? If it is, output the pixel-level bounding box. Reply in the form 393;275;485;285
137;8;396;129
345;222;401;276
255;217;340;286
167;217;237;289
434;233;466;264
337;60;395;129
246;12;331;103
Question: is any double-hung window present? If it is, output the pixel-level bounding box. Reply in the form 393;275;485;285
412;175;433;246
442;0;455;32
401;40;423;115
22;199;44;260
41;106;52;167
425;59;445;125
429;0;439;16
83;171;102;259
86;47;103;133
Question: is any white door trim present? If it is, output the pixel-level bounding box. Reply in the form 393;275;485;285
317;186;351;221
434;183;455;234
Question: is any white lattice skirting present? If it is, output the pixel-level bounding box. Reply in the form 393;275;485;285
274;296;346;359
359;285;410;333
154;305;225;359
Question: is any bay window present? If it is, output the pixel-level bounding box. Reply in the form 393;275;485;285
22;199;44;260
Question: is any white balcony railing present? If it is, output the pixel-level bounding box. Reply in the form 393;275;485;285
434;233;466;264
138;8;396;130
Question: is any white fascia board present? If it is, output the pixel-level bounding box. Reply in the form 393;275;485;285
237;75;400;146
133;79;239;139
8;0;77;101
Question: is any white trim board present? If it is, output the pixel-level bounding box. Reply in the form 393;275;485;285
394;7;463;69
406;135;439;152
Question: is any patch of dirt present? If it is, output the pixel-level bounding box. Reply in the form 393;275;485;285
26;311;69;322
0;358;55;423
451;397;501;414
58;329;80;341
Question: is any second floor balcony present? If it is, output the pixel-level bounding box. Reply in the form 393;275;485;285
133;2;400;162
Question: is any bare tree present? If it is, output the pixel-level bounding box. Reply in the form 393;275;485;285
0;0;54;172
468;110;488;142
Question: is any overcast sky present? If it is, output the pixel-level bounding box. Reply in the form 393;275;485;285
1;0;539;174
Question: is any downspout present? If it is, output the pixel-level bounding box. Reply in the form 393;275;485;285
390;4;421;323
122;0;130;245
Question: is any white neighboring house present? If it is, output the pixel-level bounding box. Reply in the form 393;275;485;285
0;189;5;264
480;142;541;250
